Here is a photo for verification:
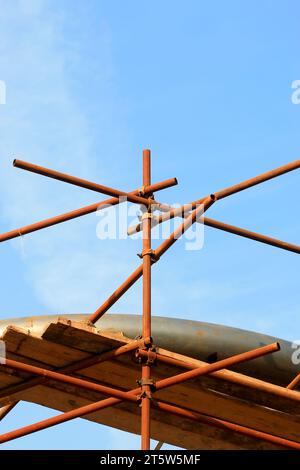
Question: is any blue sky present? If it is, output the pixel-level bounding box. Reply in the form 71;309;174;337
0;0;299;449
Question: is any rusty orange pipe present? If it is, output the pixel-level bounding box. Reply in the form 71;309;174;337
88;265;144;324
155;342;280;391
0;395;126;444
13;159;171;212
213;159;300;200
2;358;139;404
154;401;300;450
128;213;300;255
287;372;300;390
0;178;177;243
203;217;300;254
141;149;152;450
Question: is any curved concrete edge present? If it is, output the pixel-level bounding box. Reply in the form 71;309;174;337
0;313;297;386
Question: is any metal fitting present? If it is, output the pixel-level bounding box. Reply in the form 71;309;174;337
141;212;154;221
136;377;156;392
137;249;159;263
137;390;153;404
133;336;153;348
143;337;153;348
135;347;157;366
137;185;146;196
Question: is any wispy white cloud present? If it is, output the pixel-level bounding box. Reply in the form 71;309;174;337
0;0;134;316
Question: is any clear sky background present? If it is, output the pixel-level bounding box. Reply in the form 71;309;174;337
0;0;299;449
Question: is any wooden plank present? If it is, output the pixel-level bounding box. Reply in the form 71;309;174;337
0;320;299;449
40;319;300;416
42;318;127;353
19;384;279;450
2;326;89;367
153;347;300;416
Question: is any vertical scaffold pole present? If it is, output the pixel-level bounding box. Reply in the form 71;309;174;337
141;149;152;450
